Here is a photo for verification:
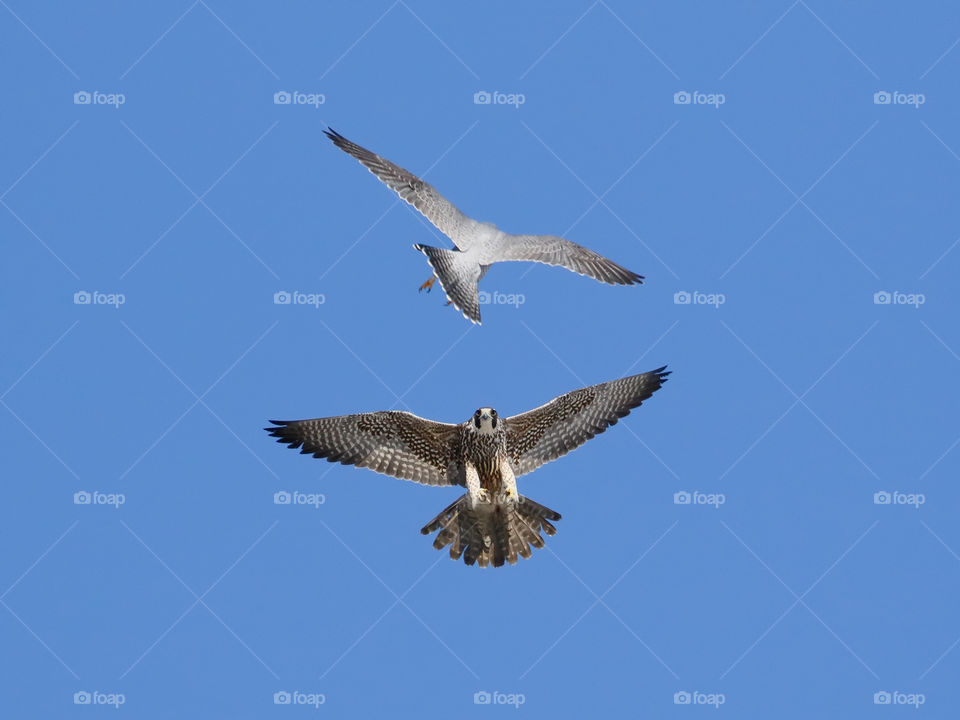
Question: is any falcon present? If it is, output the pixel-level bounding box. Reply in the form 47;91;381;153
324;128;644;325
266;368;669;567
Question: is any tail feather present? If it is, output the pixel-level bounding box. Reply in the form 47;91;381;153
414;244;482;324
420;494;561;568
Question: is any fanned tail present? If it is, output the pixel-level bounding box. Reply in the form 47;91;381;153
413;244;482;325
420;494;561;568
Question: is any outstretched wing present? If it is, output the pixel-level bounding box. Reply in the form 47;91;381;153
266;411;462;486
497;234;644;285
504;368;669;476
325;128;482;249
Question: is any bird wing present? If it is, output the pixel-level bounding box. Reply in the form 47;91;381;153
325;128;483;250
495;233;644;285
503;368;669;476
266;411;462;486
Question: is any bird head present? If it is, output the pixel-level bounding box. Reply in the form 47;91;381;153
469;407;499;435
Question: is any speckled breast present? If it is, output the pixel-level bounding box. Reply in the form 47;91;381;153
460;429;507;491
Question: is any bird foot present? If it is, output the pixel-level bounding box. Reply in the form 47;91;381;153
419;276;437;293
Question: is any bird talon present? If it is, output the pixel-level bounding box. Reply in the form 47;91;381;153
419;276;437;293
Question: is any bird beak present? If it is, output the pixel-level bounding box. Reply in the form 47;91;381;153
480;413;491;421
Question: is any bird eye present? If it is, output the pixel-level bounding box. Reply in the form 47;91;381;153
474;410;481;418
491;410;497;417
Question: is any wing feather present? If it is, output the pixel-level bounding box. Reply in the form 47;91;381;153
266;411;461;486
325;128;481;249
498;234;643;285
504;368;669;476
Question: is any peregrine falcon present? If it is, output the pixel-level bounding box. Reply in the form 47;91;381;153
266;368;669;567
324;128;644;325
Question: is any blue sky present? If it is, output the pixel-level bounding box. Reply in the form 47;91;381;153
2;1;960;717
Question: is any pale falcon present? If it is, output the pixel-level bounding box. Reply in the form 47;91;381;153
324;128;644;325
265;368;669;567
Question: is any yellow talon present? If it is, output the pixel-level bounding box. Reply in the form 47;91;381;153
419;276;437;293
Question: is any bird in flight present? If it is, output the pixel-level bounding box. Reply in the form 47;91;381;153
324;128;644;325
266;368;669;567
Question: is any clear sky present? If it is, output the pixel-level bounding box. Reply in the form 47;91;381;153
2;2;959;717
